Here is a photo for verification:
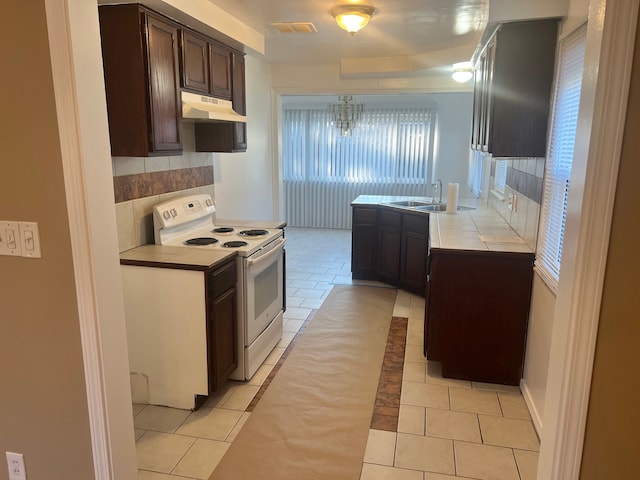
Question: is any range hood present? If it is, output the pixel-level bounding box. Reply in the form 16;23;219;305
181;91;247;123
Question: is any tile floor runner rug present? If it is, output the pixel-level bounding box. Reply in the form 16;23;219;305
210;285;397;480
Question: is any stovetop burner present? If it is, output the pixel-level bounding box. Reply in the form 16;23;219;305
212;227;235;234
223;240;249;248
185;237;218;246
238;229;269;237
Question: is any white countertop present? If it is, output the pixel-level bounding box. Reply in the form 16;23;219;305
429;204;534;253
351;195;533;254
120;244;236;269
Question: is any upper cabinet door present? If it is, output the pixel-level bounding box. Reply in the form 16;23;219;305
210;42;233;99
471;19;558;158
231;52;247;151
146;14;182;153
180;31;210;94
98;4;182;156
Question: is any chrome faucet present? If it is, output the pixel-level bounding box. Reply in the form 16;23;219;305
433;178;443;204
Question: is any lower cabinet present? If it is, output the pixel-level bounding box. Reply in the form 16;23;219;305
352;207;379;280
377;210;402;282
424;249;534;385
206;258;238;393
400;214;428;293
352;205;428;295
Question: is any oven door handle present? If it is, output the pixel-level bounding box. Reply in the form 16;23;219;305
247;237;286;266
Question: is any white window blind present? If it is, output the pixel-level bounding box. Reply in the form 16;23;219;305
468;150;485;197
536;24;587;291
283;107;437;228
494;159;508;193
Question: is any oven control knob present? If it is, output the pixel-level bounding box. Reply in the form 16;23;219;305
162;210;171;220
170;208;178;217
205;198;213;207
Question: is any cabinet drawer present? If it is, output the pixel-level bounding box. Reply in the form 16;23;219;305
379;209;402;227
403;214;428;234
353;207;377;224
208;260;236;298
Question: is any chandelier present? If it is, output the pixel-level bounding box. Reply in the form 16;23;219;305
328;95;365;136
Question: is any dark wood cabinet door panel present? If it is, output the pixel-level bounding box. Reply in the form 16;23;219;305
378;226;402;281
210;43;232;99
209;287;238;391
146;15;182;153
194;50;247;152
400;230;427;293
205;258;238;393
99;5;182;156
181;31;210;93
471;19;558;157
351;207;379;279
426;249;534;385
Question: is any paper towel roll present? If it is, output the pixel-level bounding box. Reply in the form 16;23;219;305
446;183;459;214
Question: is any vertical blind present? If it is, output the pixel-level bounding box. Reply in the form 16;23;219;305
283;107;437;228
536;24;587;291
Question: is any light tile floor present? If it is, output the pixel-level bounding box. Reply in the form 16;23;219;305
133;227;539;480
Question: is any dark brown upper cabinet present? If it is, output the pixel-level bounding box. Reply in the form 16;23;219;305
99;4;182;156
180;30;233;100
180;30;210;94
471;19;559;158
210;42;233;99
195;51;247;153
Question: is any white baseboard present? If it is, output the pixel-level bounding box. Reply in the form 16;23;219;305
520;379;543;438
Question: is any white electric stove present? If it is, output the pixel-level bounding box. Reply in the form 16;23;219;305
153;194;285;382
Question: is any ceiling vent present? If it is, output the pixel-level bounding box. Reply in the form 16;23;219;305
270;22;317;34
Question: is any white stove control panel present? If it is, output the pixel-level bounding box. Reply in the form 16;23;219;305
153;194;216;230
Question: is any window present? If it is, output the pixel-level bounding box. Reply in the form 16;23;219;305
282;106;437;228
536;24;587;291
494;159;508;193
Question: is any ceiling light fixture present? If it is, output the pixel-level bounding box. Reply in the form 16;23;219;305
452;62;474;83
331;4;377;36
328;95;365;136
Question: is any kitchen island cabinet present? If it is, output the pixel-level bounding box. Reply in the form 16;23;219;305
425;249;534;385
351;197;430;295
377;209;402;282
399;213;429;293
99;4;182;156
424;209;535;385
120;246;238;409
351;206;379;280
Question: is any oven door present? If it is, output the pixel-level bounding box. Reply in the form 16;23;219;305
244;237;285;345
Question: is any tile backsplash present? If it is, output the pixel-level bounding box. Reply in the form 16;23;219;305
113;123;217;252
115;184;215;252
488;158;545;249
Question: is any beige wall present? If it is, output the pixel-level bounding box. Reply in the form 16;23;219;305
0;1;95;479
580;12;640;478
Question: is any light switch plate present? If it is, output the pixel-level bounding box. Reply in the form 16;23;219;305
18;222;41;258
0;221;22;256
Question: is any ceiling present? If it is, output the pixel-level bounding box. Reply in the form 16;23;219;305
208;0;488;66
203;0;567;84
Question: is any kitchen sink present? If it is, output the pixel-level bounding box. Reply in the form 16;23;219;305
384;200;432;207
414;204;476;212
383;200;475;212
